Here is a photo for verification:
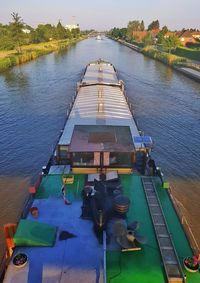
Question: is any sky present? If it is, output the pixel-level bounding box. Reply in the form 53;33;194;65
1;0;200;31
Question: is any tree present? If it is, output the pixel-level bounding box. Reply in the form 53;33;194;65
141;20;145;31
142;32;154;46
34;24;56;42
71;28;80;38
110;27;120;38
9;12;25;53
148;20;160;31
162;26;168;34
162;35;180;53
126;20;144;39
0;36;15;50
56;21;67;39
119;28;127;39
157;26;168;44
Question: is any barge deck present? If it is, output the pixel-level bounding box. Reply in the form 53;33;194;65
3;174;200;283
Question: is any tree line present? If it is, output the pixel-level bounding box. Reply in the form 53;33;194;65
0;13;81;52
108;19;181;52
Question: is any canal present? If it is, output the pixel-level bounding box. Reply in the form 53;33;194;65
0;38;200;260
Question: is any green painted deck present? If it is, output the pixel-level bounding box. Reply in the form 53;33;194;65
106;175;200;283
35;174;85;201
107;175;165;283
35;174;200;283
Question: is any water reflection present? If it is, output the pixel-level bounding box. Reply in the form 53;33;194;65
155;62;174;83
3;68;29;90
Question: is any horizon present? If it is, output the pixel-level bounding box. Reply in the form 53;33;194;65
1;0;200;31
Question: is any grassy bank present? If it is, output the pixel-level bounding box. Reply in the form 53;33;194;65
0;38;83;72
142;46;189;66
172;46;200;61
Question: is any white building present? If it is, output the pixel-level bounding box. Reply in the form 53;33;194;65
65;24;79;31
22;29;31;34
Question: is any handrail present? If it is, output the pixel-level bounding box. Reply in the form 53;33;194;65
103;231;107;283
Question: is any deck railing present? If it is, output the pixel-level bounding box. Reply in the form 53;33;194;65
103;231;107;283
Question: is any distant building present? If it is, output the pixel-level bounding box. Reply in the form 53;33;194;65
132;31;148;41
176;30;200;46
132;29;160;43
163;31;175;39
65;24;79;31
22;28;31;34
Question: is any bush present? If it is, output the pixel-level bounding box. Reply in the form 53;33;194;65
0;57;13;71
0;36;15;50
142;46;188;66
0;38;81;72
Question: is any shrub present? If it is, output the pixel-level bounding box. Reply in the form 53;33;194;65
142;46;188;66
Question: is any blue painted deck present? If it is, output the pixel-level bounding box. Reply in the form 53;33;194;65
3;197;103;283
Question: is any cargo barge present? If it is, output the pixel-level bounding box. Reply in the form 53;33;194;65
1;60;200;283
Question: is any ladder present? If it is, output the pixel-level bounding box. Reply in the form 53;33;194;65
142;177;185;283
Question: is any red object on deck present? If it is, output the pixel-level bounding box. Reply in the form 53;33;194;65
28;174;43;194
3;223;17;257
29;186;36;194
30;206;39;218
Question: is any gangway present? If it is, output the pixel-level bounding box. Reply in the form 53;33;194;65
142;177;185;283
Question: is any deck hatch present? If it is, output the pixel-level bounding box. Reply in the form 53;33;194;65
88;132;116;143
69;125;134;152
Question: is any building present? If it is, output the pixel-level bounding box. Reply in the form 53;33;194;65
132;29;160;43
132;31;148;41
163;31;175;38
65;24;79;31
22;29;31;34
176;30;200;46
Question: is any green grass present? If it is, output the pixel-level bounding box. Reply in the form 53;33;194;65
0;38;83;72
142;46;189;66
0;50;51;72
173;47;200;61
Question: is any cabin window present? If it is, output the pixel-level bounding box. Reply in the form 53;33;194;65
59;146;69;160
104;152;131;167
72;152;98;166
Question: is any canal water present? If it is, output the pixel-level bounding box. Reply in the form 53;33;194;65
0;38;200;261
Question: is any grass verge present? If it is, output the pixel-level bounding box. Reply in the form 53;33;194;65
0;38;83;72
142;46;189;66
172;46;200;61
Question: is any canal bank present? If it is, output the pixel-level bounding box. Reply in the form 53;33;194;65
113;37;200;83
0;37;84;73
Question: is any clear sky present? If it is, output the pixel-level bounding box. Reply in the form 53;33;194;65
1;0;199;31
